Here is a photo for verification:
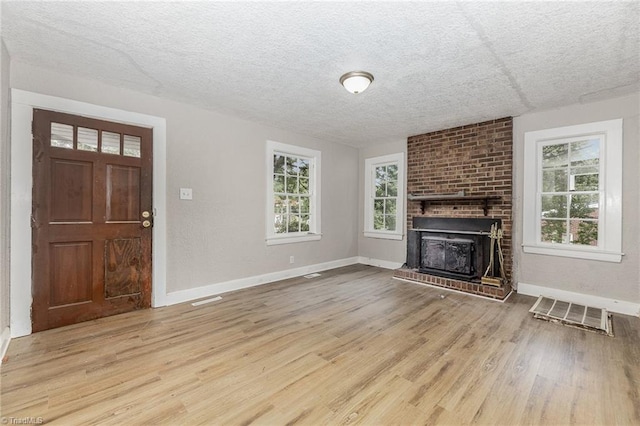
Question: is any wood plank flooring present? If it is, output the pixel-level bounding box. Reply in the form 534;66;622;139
2;264;639;425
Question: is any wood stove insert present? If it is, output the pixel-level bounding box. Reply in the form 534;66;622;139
407;217;501;283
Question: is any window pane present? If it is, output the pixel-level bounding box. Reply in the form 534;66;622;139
77;127;98;152
572;166;599;176
541;220;567;243
571;166;599;191
274;214;286;234
300;215;310;232
274;195;287;214
542;169;567;192
385;199;396;215
299;177;309;194
375;182;386;197
273;175;285;193
542;143;568;168
374;199;384;215
290;196;300;214
375;166;386;181
373;213;384;230
288;215;300;232
541;195;567;218
387;165;398;181
274;154;285;174
300;196;310;214
101;131;121;155
572;173;599;191
570;220;598;246
570;139;599;167
385;215;396;231
570;194;599;219
293;158;307;174
286;176;298;193
299;159;309;177
51;122;74;149
286;157;297;175
387;180;398;197
123;135;141;158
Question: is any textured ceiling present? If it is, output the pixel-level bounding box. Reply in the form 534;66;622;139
2;1;639;148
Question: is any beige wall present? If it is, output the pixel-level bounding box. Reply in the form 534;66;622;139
1;40;10;331
7;59;638;325
10;61;359;294
513;93;640;303
358;139;407;266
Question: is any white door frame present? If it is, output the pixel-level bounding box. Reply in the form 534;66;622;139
10;89;168;337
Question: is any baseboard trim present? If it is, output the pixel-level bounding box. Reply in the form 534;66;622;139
517;282;640;317
357;256;403;270
1;327;11;363
164;256;361;306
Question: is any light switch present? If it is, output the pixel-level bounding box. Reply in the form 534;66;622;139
179;188;193;200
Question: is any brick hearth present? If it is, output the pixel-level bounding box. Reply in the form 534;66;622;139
393;267;511;300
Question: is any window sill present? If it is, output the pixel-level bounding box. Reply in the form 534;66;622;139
364;231;404;241
266;233;322;246
522;244;623;263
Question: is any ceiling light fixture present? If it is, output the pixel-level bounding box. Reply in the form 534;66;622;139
339;71;374;94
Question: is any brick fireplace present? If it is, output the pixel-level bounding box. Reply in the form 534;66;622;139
394;117;513;299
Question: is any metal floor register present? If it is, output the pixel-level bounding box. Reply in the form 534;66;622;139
529;296;613;337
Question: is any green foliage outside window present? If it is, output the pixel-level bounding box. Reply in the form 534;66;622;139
273;153;311;234
373;164;398;231
540;139;599;246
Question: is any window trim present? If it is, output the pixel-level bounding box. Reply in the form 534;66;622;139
363;152;405;240
265;140;321;246
522;119;623;262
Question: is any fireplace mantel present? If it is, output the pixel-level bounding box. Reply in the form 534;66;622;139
413;228;490;236
408;192;502;215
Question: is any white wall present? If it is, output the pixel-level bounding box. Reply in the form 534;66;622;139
10;61;359;297
1;40;11;337
513;93;640;307
357;139;407;268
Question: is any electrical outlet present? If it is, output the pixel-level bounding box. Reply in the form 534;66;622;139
289;256;295;264
179;188;193;200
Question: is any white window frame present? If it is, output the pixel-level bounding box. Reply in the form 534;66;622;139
266;140;321;245
522;119;623;262
364;152;405;240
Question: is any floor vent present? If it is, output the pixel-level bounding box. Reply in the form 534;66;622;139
529;296;613;336
191;296;222;307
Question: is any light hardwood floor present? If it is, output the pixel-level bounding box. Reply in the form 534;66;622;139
2;265;639;425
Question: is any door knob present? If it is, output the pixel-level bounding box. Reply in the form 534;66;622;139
142;211;151;218
142;220;151;228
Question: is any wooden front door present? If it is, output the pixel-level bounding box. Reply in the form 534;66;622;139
31;109;153;332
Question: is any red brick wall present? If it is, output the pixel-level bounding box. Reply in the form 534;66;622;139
406;117;513;282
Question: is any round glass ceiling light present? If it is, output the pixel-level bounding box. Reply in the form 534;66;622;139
339;71;374;94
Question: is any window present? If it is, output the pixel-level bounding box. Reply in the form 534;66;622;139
364;153;405;240
266;140;321;245
523;119;622;262
50;122;141;157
